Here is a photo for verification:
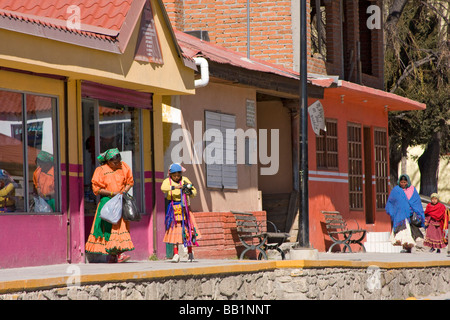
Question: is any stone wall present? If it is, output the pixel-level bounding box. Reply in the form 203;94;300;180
2;265;450;300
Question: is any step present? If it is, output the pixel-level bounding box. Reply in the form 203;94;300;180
366;232;391;243
364;241;403;253
364;232;402;253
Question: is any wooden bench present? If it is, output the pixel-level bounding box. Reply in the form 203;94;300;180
231;211;290;260
321;211;367;253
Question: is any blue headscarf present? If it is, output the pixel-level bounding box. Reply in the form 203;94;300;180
385;176;425;230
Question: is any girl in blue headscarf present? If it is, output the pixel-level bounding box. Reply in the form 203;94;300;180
385;174;425;253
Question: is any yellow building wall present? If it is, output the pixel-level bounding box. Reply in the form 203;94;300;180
152;94;166;175
404;145;450;203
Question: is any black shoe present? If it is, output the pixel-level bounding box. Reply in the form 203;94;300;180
436;249;441;253
429;248;435;253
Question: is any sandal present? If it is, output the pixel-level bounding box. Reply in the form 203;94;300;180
117;253;130;263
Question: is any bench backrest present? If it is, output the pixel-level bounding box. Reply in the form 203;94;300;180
321;211;347;232
231;211;260;235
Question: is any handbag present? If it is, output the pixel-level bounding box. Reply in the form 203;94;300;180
410;211;422;227
100;193;123;224
122;192;141;222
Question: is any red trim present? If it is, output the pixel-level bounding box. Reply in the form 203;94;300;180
81;81;152;109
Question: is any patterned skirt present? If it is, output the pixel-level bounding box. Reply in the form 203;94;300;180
424;220;446;249
85;197;134;255
163;201;201;246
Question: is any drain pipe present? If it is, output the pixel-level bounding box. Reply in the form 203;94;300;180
194;57;209;88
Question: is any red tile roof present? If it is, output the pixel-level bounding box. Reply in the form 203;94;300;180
0;0;193;67
0;0;132;34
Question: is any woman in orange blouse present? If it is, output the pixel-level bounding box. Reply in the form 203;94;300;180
33;151;55;211
85;148;134;263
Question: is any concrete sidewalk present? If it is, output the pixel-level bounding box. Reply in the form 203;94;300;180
0;251;449;292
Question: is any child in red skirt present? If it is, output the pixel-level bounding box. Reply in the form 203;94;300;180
161;163;201;262
423;193;448;253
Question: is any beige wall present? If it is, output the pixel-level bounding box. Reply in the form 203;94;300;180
257;100;293;195
163;82;263;212
404;145;450;203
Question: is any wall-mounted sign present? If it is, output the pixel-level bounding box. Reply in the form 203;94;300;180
135;1;163;64
308;100;326;135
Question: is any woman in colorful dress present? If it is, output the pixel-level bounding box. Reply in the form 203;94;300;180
161;163;200;263
0;170;15;212
85;148;134;263
385;174;425;253
423;193;447;253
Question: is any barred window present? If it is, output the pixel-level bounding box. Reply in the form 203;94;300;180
374;129;389;209
348;123;363;209
316;119;338;170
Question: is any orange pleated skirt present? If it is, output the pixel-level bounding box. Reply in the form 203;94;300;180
163;211;201;245
85;215;134;255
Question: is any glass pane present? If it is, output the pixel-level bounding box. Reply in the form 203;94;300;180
27;94;58;212
0;90;24;212
98;102;143;211
82;100;98;215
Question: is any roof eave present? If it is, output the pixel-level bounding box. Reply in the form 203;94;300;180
0;13;121;54
330;80;426;111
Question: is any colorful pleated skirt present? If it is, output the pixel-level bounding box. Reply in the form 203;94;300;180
163;201;201;246
85;197;134;255
424;220;446;249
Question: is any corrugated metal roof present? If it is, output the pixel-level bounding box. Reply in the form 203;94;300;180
175;29;299;80
174;29;338;88
175;30;426;111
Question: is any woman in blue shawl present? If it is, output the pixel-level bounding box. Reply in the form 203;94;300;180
385;174;425;253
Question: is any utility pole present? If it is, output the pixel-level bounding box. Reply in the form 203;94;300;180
298;0;310;247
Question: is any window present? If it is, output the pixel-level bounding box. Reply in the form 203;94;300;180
310;0;328;60
374;129;389;209
0;89;60;213
359;0;374;75
316;119;338;170
82;99;144;215
348;123;363;209
204;111;237;189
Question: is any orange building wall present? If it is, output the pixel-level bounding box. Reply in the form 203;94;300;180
307;96;392;252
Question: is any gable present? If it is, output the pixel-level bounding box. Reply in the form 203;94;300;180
0;0;195;95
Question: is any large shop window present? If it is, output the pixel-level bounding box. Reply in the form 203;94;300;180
204;111;238;190
0;89;60;213
82;99;144;215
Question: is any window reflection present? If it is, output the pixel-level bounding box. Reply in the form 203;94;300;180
0;89;59;213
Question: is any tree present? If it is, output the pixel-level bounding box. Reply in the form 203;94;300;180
384;0;449;195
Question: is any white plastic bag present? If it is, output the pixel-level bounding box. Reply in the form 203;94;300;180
32;196;53;213
100;193;123;224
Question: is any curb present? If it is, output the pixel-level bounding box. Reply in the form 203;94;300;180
1;259;450;294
